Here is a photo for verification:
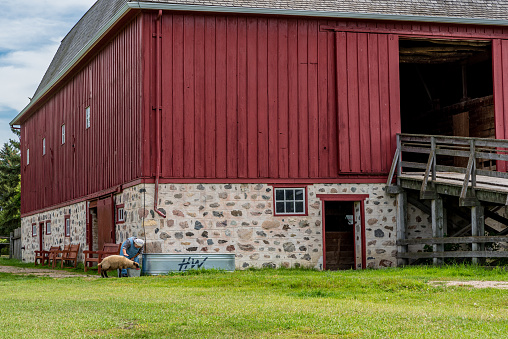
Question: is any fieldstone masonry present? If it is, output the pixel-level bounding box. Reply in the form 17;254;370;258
21;201;87;262
20;183;431;269
117;183;400;269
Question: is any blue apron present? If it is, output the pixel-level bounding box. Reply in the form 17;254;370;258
119;237;141;276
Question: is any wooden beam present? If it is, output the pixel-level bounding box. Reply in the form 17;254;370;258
471;205;485;265
485;209;508;228
432;196;444;265
398;251;508;259
397;235;508;246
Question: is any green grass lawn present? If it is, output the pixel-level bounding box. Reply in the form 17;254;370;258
0;261;507;339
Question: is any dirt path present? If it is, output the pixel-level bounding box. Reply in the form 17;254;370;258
429;280;508;289
0;265;98;278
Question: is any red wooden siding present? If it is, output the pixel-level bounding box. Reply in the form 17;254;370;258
493;39;508;172
154;14;401;179
155;14;343;180
21;16;144;214
336;32;400;173
21;10;508;215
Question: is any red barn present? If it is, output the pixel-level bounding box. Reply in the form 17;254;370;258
11;0;508;269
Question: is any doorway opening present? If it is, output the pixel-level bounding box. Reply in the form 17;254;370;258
324;201;356;270
87;204;98;251
39;222;45;251
399;38;494;168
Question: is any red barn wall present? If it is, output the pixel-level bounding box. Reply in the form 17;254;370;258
20;9;508;215
145;12;508;181
145;13;400;180
21;15;145;214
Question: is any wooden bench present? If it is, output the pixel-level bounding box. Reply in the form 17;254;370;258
35;246;60;266
54;244;80;268
83;243;121;274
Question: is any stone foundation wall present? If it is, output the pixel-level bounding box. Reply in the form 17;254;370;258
406;203;432;254
117;182;399;269
20;202;87;262
20;182;408;269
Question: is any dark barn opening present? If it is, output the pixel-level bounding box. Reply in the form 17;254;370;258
399;38;493;168
324;201;355;270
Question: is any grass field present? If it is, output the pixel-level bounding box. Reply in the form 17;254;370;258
0;260;507;338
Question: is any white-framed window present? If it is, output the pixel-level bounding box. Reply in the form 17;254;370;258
274;188;306;215
42;138;46;155
32;223;37;237
26;148;29;165
117;206;125;223
85;106;91;129
61;124;66;144
46;221;51;235
65;216;70;237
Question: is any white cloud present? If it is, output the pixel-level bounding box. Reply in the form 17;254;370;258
0;44;59;113
0;0;97;125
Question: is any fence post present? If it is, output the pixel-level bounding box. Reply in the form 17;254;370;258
431;136;436;181
9;232;13;259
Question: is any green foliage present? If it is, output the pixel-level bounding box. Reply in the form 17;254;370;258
0;127;21;235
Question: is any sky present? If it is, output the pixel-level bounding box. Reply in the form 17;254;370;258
0;0;96;148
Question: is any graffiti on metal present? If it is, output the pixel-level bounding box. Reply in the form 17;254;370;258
178;256;208;271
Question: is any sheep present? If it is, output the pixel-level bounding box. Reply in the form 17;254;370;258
98;255;140;278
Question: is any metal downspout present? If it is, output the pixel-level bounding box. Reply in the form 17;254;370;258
154;10;166;219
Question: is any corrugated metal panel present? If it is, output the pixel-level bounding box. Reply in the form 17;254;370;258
20;16;144;214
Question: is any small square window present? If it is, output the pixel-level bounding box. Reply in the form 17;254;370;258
32;223;37;237
274;188;306;215
42;138;46;155
117;205;125;223
61;124;66;144
64;216;70;237
46;221;51;235
85;106;91;129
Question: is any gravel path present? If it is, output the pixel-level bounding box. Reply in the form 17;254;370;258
0;265;98;278
429;280;508;289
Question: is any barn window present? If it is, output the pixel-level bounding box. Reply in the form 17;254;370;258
116;205;125;223
42;138;46;155
32;223;36;237
46;220;51;235
64;215;70;237
85;106;91;129
274;188;306;215
26;148;29;165
61;124;66;144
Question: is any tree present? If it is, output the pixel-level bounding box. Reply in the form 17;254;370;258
0;127;21;235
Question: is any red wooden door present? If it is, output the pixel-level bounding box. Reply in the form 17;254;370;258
493;39;508;172
39;222;44;251
336;32;400;174
97;196;115;250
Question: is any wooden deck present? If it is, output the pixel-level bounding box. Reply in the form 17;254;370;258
387;134;508;265
398;172;508;205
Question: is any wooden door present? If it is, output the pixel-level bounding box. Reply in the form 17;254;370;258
97;196;115;250
39;222;44;251
336;32;400;174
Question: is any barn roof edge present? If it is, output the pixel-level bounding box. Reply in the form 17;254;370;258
11;0;508;126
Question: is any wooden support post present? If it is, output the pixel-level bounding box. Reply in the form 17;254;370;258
431;196;444;265
396;190;408;266
471;205;485;265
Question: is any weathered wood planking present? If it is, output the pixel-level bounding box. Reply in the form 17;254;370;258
21;16;143;213
21;11;508;215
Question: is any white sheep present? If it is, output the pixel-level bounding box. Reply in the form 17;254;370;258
98;255;140;278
